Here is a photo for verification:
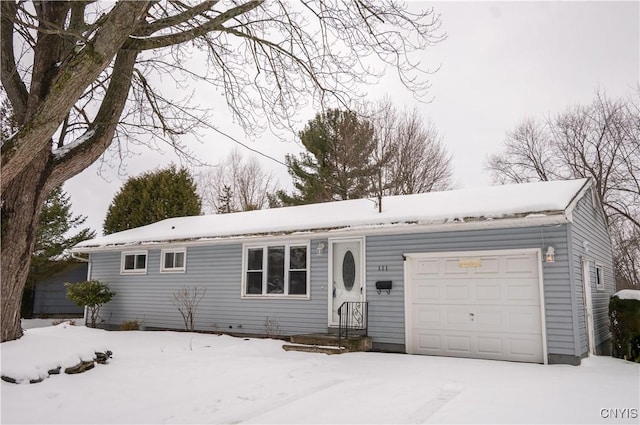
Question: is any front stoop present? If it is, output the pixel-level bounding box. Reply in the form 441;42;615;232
282;333;373;354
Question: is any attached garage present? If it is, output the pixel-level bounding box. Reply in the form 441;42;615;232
404;249;546;363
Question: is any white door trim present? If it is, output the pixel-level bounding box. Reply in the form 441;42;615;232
582;258;596;355
404;248;548;364
328;237;366;327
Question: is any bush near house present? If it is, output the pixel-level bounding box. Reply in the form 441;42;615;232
65;280;115;328
609;290;640;362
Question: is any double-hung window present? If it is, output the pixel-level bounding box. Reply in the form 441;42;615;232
121;251;147;274
161;248;186;273
244;243;309;297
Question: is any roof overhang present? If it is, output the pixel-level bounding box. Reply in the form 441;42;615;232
72;211;570;253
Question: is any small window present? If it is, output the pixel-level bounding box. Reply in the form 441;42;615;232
161;248;187;272
243;243;309;298
595;264;605;291
121;251;147;274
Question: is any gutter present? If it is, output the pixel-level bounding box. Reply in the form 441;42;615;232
71;213;570;253
71;251;90;262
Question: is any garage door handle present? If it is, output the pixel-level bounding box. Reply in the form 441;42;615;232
469;313;475;322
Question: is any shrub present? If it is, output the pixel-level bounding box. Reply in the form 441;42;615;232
119;320;140;331
65;280;116;328
609;294;640;362
170;286;206;331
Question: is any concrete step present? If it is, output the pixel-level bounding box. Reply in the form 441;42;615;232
287;333;373;352
282;344;346;355
290;333;341;346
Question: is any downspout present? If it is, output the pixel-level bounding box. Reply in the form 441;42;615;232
565;221;583;360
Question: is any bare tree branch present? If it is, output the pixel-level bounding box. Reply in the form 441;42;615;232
0;1;28;124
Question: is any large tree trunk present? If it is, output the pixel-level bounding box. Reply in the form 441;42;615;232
0;1;148;342
1;148;53;341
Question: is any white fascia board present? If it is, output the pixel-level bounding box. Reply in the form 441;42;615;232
71;213;569;254
563;178;593;223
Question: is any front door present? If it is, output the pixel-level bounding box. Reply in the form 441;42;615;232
330;239;364;326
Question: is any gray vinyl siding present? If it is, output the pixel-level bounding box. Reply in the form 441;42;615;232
89;223;582;358
90;240;328;335
570;188;615;355
365;225;576;356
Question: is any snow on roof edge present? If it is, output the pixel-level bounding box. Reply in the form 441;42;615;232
74;179;589;251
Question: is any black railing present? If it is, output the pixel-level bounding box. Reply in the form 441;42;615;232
338;301;368;347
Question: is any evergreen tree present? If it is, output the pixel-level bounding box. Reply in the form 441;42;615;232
278;109;376;205
103;165;202;234
22;187;96;317
217;185;234;214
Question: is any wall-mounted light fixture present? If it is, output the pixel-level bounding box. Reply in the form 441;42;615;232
545;246;555;263
316;242;325;255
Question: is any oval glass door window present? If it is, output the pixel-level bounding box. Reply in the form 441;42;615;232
342;250;356;291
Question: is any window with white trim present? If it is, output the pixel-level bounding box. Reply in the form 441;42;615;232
595;264;605;291
121;251;147;274
161;248;186;272
243;243;309;297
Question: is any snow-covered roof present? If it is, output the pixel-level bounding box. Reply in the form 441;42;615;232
74;178;590;251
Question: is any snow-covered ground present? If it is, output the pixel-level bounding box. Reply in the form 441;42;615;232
1;323;638;424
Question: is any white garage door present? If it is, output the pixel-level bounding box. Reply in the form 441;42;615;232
405;249;545;363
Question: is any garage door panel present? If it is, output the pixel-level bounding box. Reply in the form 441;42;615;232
415;284;440;300
407;250;544;363
473;258;499;273
445;309;474;328
509;337;542;358
475;310;502;328
505;256;538;275
506;283;539;302
413;282;538;306
416;309;441;327
476;283;501;300
445;284;470;300
477;336;503;355
444;259;469;274
445;335;472;353
414;332;542;362
416;334;442;352
414;259;440;275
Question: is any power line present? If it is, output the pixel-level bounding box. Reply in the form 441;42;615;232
190;110;289;168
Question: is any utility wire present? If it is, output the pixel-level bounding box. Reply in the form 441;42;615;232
186;108;289;168
188;108;380;210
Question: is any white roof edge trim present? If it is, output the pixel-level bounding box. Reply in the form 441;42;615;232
564;178;593;222
71;214;569;253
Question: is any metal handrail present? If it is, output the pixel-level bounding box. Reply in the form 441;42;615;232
337;301;368;347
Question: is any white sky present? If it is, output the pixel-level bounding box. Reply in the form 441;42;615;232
64;1;640;235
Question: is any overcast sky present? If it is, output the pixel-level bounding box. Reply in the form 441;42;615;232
64;1;640;235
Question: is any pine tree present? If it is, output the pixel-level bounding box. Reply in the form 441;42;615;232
22;187;96;317
278;109;376;206
103;165;202;234
217;185;233;214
